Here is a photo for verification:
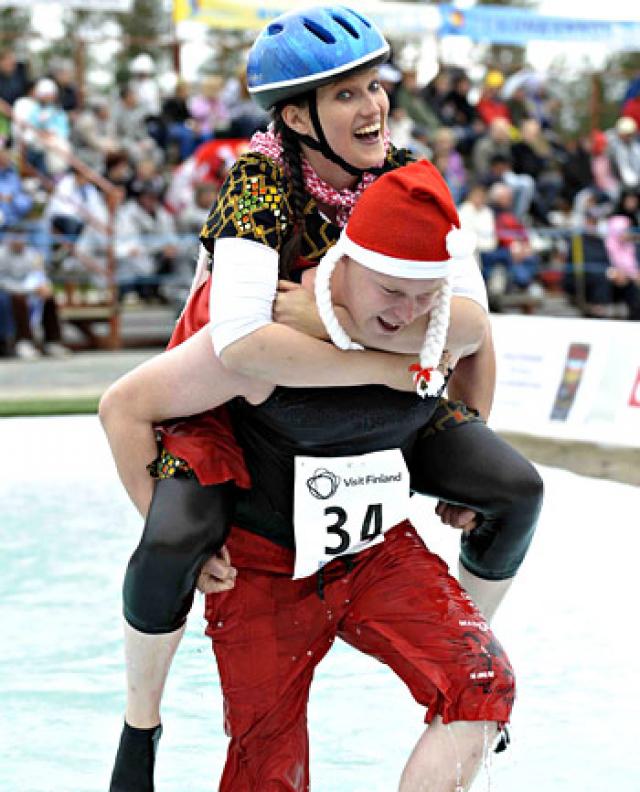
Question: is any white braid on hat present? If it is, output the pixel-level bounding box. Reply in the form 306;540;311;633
315;246;364;352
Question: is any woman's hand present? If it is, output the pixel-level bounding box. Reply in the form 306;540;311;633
383;354;421;393
273;280;329;340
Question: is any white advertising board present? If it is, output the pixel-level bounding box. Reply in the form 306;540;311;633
488;314;640;449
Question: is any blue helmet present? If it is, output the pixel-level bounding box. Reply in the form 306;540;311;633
247;5;390;111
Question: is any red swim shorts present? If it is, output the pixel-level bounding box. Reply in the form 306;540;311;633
204;521;515;791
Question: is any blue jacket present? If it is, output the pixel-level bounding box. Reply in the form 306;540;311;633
0;166;33;228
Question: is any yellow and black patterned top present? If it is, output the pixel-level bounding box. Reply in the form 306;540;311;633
199;145;414;275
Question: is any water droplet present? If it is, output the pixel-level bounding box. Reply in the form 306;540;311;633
217;621;224;628
344;599;350;605
306;649;313;656
291;656;297;662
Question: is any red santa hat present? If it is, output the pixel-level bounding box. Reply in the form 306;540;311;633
314;159;476;396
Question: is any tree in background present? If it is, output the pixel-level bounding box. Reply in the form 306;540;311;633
117;0;171;82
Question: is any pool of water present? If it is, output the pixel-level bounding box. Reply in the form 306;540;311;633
2;415;639;791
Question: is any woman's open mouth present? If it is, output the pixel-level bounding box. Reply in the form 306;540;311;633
354;122;381;144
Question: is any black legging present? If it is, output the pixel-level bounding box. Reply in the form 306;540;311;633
123;408;543;633
123;478;236;634
410;416;543;581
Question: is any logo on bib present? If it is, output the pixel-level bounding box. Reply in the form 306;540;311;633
306;468;340;500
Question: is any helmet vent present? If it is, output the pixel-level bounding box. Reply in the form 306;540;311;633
344;8;372;29
267;23;283;35
332;14;359;39
303;18;336;44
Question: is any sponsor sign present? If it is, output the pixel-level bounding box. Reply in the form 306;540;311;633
173;0;440;34
489;314;640;448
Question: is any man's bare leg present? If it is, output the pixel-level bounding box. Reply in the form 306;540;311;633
399;717;498;792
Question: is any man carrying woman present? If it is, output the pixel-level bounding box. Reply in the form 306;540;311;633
102;7;541;790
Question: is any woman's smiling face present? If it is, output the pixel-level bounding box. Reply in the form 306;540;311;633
305;67;390;172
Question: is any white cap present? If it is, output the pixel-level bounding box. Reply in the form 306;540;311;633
34;78;58;98
130;53;155;74
616;116;638;136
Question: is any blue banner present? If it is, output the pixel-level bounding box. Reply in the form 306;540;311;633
438;5;640;50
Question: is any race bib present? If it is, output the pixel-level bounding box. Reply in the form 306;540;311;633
293;449;410;579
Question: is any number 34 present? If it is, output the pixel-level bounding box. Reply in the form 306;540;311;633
324;504;382;555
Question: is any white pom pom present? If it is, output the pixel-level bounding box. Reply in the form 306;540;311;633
415;368;445;398
446;227;476;259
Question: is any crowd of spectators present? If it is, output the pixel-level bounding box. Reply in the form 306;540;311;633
385;63;640;317
1;45;639;359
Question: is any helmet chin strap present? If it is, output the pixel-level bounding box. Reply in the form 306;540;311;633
295;91;385;179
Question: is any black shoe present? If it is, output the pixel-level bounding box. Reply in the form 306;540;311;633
109;722;162;792
494;725;510;753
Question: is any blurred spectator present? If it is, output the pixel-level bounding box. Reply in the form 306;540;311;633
0;230;70;358
472;117;513;178
561;134;597;204
476;70;511;127
225;72;270;139
605;191;640;285
488;182;541;294
176;180;218;240
438;69;479;155
25;78;71;177
440;70;476;129
188;75;230;140
104;150;133;192
112;83;162;165
46;169;106;248
621;93;640;131
11;79;37;149
420;70;451;123
115;180;183;302
526;83;559;132
165;138;246;214
127;156;166;201
394;69;440;137
0;48;29;106
607;116;640;191
563;205;640;319
67;200;111;290
128;53;161;117
484;152;536;220
0;288;15;356
49;58;80;114
431;127;467;204
512;118;562;223
72;97;119;172
589;130;618;201
162;79;197;162
164;180;219;312
623;74;640;104
378;62;402;114
457;183;507;304
503;85;529;129
0;48;29;141
0;140;33;229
